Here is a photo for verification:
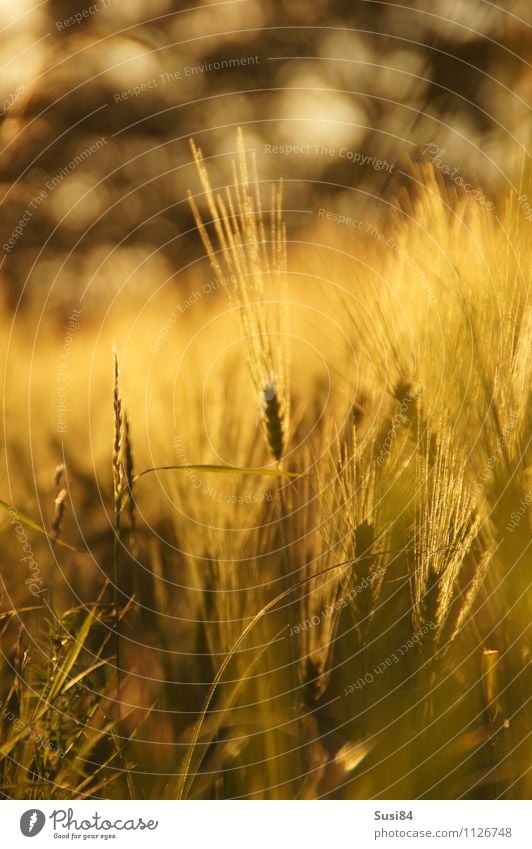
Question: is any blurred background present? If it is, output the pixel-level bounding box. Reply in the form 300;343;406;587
0;0;529;307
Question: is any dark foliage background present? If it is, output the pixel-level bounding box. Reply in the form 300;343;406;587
0;0;529;304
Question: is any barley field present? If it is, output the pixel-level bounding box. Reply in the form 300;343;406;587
1;135;529;800
0;1;530;804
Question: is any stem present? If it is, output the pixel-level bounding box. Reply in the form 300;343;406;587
277;472;305;792
113;514;121;717
49;546;55;617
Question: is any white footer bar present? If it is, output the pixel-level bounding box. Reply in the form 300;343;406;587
3;800;528;848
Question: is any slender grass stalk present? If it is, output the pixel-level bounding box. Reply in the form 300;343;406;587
123;410;136;554
175;557;368;800
112;346;124;712
49;487;68;614
481;648;509;797
188;129;290;464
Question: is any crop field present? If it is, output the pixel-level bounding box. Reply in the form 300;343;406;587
0;0;529;803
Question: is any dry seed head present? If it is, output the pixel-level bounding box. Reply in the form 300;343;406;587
293;428;386;702
51;488;68;539
112;346;124;507
54;464;65;489
123;409;136;535
412;423;491;647
260;376;286;462
189;128;290;463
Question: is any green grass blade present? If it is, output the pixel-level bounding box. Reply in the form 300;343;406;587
117;464;300;512
0;498;80;553
175;557;358;799
48;605;97;702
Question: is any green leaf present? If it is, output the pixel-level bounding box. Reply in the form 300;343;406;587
117;464;300;512
0;499;80;553
48;605;97;702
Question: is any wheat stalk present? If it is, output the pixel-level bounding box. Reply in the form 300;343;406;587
50;488;68;541
188;128;290;465
49;485;68;613
292;424;388;703
412;421;492;651
112;346;124;508
122;410;136;551
112;345;124;712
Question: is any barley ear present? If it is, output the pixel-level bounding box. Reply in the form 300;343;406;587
262;380;286;463
123;409;136;547
112;345;124;513
54;463;65;489
111;345;124;712
51;488;68;541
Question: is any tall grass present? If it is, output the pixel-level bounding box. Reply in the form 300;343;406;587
0;139;529;800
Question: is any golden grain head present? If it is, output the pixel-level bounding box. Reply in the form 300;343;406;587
189;131;290;463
